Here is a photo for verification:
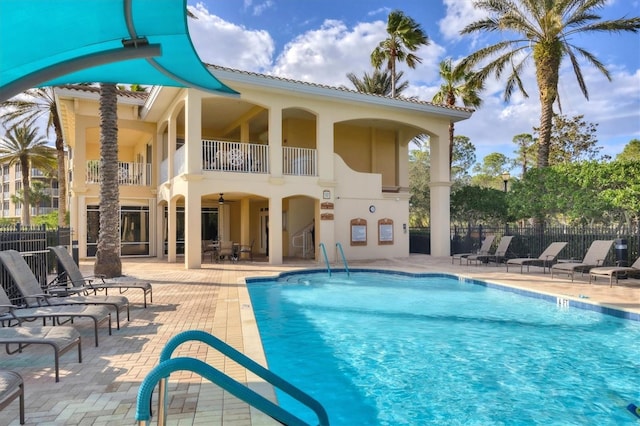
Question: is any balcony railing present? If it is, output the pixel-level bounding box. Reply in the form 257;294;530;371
159;140;319;183
86;161;152;186
283;146;317;176
202;140;269;174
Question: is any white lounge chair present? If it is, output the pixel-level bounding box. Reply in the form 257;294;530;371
49;246;152;308
451;235;495;264
506;242;568;274
467;236;513;266
0;250;129;330
550;240;614;282
589;256;640;286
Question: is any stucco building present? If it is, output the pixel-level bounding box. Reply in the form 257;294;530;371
0;147;60;221
54;65;472;268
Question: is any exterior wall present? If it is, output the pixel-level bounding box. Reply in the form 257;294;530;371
0;158;60;220
56;71;471;266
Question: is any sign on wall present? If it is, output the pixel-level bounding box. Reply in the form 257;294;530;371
378;218;393;245
350;218;367;246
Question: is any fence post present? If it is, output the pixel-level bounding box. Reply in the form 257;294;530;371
72;240;79;265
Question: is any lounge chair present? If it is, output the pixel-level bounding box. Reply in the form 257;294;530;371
49;246;152;308
506;242;568;274
451;235;495;264
0;319;82;382
589;256;640;286
0;370;24;424
0;250;128;329
467;236;514;266
0;284;110;347
550;240;614;282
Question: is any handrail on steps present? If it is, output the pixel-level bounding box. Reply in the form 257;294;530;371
335;243;350;277
135;330;330;426
318;242;331;276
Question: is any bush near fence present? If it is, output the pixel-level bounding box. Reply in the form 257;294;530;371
411;225;640;266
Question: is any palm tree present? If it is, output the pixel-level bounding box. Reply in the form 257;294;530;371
459;0;640;168
0;124;55;225
94;83;122;278
371;10;429;98
344;69;409;96
432;58;484;173
0;87;68;226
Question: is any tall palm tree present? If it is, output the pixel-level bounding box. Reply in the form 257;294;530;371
344;69;409;96
371;10;429;98
432;58;484;173
94;83;122;278
0;124;55;225
459;0;640;168
0;87;68;226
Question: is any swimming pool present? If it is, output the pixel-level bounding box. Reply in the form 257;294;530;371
246;270;640;425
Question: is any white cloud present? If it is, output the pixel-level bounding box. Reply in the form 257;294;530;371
188;3;275;72
272;20;387;86
438;0;487;41
185;1;639;165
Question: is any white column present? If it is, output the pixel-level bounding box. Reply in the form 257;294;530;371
184;91;202;174
429;131;452;257
184;190;201;269
269;107;282;176
168;200;177;262
168;115;176;180
316;115;334;180
268;197;283;264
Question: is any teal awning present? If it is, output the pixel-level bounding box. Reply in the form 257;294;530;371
0;0;238;100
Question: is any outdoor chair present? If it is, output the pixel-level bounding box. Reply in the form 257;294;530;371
0;284;110;347
0;370;24;424
201;240;217;263
589;256;640;287
506;242;568;274
0;313;82;382
551;240;614;282
0;250;128;330
238;239;254;261
49;246;152;308
451;235;495;264
218;241;237;263
467;236;513;266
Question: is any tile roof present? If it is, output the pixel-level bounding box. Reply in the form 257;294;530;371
207;64;474;113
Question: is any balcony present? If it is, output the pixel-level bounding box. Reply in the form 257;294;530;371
86;161;152;186
202;140;269;174
160;140;319;183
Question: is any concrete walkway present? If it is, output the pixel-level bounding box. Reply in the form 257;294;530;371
1;255;638;425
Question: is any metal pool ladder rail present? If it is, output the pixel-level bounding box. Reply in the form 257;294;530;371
336;243;350;277
319;242;331;276
135;330;330;426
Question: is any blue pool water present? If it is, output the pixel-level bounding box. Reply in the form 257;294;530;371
247;271;640;425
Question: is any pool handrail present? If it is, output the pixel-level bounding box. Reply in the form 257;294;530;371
335;243;350;277
136;329;330;426
319;242;331;276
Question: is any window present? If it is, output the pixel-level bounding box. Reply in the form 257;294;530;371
86;205;150;257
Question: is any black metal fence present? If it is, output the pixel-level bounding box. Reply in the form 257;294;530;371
0;225;72;306
411;224;640;266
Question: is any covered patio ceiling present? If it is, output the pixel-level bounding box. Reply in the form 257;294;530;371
0;0;238;100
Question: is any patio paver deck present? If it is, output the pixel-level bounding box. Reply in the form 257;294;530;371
1;255;638;425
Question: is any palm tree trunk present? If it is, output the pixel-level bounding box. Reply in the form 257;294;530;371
534;42;561;168
94;83;122;278
52;109;67;226
20;158;30;226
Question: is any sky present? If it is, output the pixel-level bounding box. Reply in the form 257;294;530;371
185;0;640;171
